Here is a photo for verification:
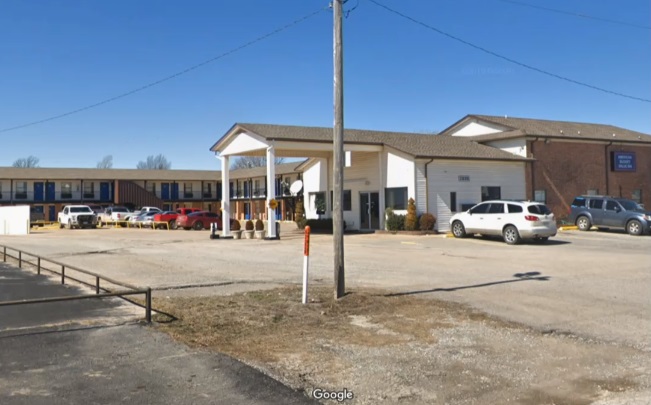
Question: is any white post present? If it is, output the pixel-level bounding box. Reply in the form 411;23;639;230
302;226;311;304
378;151;385;230
221;156;231;237
266;146;276;238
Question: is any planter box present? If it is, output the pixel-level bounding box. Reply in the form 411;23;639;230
232;230;243;239
254;230;265;239
243;230;254;239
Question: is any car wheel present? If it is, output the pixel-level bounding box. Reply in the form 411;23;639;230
503;225;521;245
627;220;643;236
67;220;73;230
451;221;467;238
170;220;177;230
193;221;204;230
59;223;64;229
576;216;591;231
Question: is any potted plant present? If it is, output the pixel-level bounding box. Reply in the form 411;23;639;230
254;219;265;239
231;219;242;239
243;220;254;239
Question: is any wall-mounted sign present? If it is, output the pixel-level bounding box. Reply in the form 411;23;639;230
611;152;636;172
458;175;470;182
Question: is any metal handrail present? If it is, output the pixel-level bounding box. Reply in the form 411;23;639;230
0;244;152;322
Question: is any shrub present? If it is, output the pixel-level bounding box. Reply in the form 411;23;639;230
255;219;264;231
245;220;254;231
419;213;436;231
296;217;307;230
385;208;405;231
231;220;241;231
295;199;305;223
404;198;418;231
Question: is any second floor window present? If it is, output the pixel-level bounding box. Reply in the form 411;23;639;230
62;182;72;198
16;182;28;199
83;182;94;197
0;182;3;198
184;183;193;198
146;182;156;194
203;182;212;197
254;180;261;196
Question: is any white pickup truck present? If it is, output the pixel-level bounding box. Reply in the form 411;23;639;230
97;206;132;225
131;206;162;217
58;205;98;229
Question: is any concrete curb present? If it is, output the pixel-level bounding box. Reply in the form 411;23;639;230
558;226;578;231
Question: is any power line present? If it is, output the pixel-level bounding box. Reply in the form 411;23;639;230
0;7;328;134
496;0;651;30
368;0;651;103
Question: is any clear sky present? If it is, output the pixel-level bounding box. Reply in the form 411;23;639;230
1;0;649;170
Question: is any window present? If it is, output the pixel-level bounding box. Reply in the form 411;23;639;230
481;186;501;201
589;199;604;209
330;190;352;211
83;182;94;198
469;203;490;214
217;182;222;200
284;177;291;195
203;182;212;198
507;204;523;213
184;183;193;198
146;182;156;194
528;204;551;215
487;203;505;214
632;189;642;203
254;180;261;196
605;200;620;211
571;197;586;207
345;151;351;167
534;190;546;203
0;181;2;199
61;182;72;199
587;189;599;196
311;192;326;215
385;187;408;210
450;192;457;213
15;182;27;199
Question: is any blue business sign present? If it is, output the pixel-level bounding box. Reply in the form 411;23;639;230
611;152;636;172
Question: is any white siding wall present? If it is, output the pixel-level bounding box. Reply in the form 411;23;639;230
415;160;427;215
384;150;415;215
302;159;327;219
451;121;505;136
427;160;526;232
221;132;268;155
486;139;528;157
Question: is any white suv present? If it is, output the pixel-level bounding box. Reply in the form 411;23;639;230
450;200;557;245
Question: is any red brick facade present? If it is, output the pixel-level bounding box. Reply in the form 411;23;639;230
526;140;651;220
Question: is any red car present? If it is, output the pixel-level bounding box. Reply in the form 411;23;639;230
153;208;201;230
177;211;236;231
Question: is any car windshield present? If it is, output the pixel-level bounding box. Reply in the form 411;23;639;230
528;204;552;215
71;207;93;213
618;200;640;211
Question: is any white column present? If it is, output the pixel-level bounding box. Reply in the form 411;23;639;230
378;151;385;230
266;147;276;238
325;155;332;216
221;156;231;237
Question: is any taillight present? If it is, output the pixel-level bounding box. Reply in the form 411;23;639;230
524;215;539;221
117;214;121;219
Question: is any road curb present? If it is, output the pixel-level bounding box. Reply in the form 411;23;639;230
558;226;578;231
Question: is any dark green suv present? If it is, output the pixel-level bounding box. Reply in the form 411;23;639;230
569;196;650;235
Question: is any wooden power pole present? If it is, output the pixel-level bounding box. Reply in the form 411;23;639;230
333;0;345;299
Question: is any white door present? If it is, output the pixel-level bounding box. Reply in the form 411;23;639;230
465;202;491;233
485;202;506;235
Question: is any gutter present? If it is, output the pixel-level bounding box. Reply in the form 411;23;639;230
605;141;613;195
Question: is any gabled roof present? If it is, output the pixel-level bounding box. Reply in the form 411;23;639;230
213;123;529;161
441;114;651;144
0;163;302;181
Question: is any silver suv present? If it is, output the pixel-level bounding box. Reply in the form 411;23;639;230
569;196;650;236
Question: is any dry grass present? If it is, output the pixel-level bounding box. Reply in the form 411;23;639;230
152;285;500;363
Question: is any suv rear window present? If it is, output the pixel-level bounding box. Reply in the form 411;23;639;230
507;204;523;213
571;197;586;207
528;204;552;215
589;199;604;209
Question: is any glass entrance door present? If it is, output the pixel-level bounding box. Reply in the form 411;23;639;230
360;192;380;230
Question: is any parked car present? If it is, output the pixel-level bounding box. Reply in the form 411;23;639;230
450;200;557;245
58;205;98;229
30;207;45;227
569;195;650;235
130;206;162;219
176;211;236;231
153;208;202;230
129;211;156;227
87;204;104;215
98;206;132;225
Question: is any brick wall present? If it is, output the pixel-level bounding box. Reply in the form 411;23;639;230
529;140;651;219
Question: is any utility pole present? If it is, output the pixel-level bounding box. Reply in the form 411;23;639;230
333;0;345;299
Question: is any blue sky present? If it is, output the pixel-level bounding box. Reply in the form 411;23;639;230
1;0;649;170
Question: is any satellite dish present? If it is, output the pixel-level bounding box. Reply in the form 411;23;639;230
289;180;303;196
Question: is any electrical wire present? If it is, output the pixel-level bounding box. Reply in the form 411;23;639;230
496;0;650;30
368;0;651;103
0;6;328;134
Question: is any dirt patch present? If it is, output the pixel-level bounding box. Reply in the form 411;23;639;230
151;286;650;404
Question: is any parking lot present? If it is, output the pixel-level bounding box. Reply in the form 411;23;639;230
2;226;649;351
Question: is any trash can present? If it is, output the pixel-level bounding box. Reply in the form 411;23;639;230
276;222;281;240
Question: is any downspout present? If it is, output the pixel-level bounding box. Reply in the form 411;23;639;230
530;137;538;201
605;141;612;196
423;158;434;213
